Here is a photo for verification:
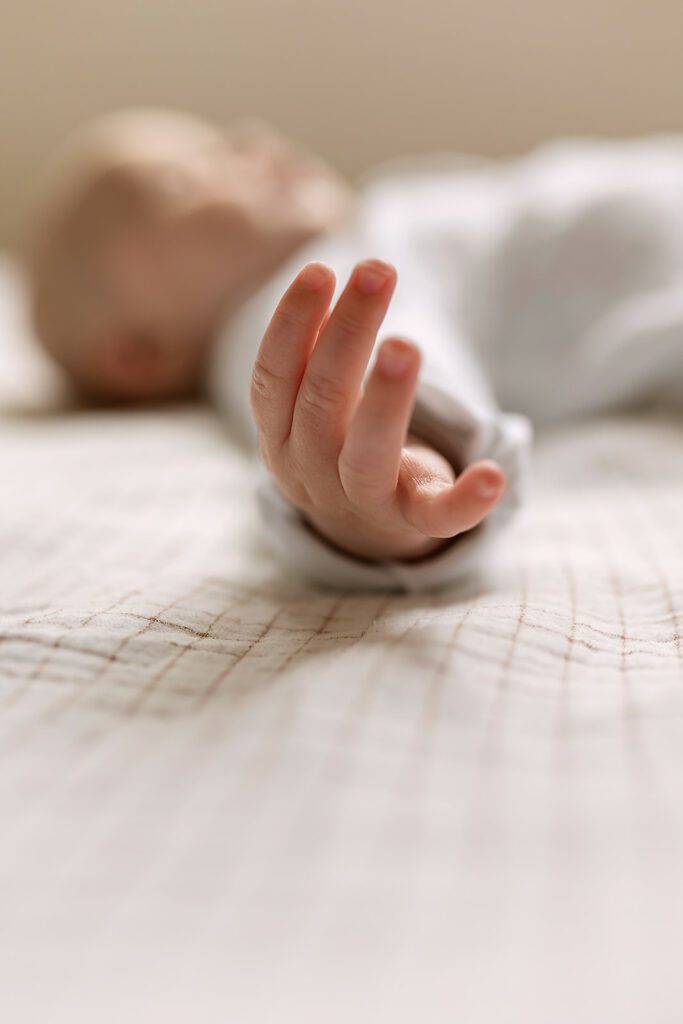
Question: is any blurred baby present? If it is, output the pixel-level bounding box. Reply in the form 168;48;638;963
24;109;683;588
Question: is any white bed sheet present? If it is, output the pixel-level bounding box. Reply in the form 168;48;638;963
2;258;683;1022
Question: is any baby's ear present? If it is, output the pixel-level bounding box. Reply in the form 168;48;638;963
95;330;168;399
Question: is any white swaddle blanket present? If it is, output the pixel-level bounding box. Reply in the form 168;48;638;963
211;137;683;590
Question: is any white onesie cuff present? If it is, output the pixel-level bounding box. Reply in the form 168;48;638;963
255;382;532;593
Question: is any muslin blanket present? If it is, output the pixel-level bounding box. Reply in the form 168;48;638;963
2;257;683;1023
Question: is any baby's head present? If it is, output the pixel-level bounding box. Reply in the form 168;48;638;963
25;109;355;400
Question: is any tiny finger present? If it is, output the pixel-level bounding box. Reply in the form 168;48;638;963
250;262;336;452
339;337;421;504
292;259;397;463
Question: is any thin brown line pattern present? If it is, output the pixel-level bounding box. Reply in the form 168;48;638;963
36;579;214;722
120;587;287;716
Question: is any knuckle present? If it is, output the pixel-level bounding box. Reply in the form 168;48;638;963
250;358;286;407
339;453;386;503
299;373;347;420
331;308;362;339
273;305;305;336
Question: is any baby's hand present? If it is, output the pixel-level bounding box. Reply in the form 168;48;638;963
250;259;506;562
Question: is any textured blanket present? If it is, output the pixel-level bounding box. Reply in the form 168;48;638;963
2;258;683;1023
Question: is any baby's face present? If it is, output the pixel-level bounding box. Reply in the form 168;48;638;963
29;112;356;400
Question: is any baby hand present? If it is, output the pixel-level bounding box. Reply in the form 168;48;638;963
250;259;506;562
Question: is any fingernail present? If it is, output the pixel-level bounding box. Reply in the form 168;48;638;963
377;339;416;379
478;477;504;500
355;261;392;295
299;262;328;290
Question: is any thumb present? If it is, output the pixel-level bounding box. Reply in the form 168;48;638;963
398;458;506;538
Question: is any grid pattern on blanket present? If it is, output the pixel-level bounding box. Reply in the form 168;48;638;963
3;259;683;1023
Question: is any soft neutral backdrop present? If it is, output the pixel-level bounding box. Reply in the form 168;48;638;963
3;0;682;246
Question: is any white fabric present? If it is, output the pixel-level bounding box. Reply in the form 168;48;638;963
4;254;683;1022
212;136;683;590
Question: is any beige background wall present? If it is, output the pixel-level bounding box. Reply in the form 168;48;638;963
2;0;682;247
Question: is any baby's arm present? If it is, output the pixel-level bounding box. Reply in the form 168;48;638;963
250;258;507;565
